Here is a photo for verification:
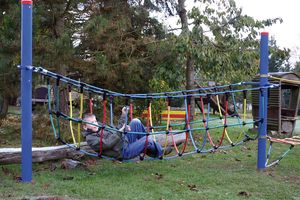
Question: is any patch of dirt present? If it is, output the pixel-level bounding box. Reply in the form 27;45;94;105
283;176;300;184
187;184;199;192
152;172;163;180
238;191;251;197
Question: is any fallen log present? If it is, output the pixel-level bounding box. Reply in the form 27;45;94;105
0;133;186;165
0;142;93;165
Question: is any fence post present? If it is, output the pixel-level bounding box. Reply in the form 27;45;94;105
257;32;269;171
21;0;33;182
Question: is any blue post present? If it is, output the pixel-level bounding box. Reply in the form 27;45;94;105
21;0;33;182
257;32;269;171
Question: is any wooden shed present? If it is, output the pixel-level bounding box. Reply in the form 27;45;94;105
252;72;300;136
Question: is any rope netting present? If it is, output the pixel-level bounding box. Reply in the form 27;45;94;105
32;66;279;162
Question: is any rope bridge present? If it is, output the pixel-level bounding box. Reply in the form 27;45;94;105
29;66;278;162
18;18;274;182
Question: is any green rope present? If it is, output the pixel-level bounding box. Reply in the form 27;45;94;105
47;81;58;139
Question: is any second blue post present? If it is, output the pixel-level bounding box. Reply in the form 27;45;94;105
257;32;269;171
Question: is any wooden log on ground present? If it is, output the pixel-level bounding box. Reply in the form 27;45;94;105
0;142;94;165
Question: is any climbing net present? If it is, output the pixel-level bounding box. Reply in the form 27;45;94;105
31;66;278;162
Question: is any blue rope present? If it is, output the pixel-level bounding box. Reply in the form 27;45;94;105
31;66;279;99
265;141;273;166
184;97;198;151
199;100;210;152
205;99;212;149
265;142;295;168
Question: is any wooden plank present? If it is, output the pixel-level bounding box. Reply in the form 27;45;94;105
268;137;300;145
285;138;300;143
281;140;300;145
291;136;300;141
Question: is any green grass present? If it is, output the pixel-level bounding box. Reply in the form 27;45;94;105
1;139;300;200
1;107;300;200
7;106;21;115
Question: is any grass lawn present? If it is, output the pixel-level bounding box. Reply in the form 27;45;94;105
0;109;300;200
1;142;300;200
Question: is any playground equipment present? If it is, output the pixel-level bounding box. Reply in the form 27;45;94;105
20;0;278;183
252;72;300;136
39;69;263;158
266;135;300;167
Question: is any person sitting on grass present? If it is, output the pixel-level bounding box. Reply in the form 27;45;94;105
82;107;172;160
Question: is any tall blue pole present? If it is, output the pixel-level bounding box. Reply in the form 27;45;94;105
257;32;269;171
21;0;33;182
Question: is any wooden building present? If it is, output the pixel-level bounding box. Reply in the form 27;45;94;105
252;72;300;136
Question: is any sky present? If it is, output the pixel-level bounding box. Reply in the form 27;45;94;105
234;0;300;64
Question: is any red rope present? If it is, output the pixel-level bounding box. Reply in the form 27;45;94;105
89;98;93;114
168;99;179;153
172;98;190;156
140;104;150;159
200;95;229;149
129;102;133;121
99;99;107;156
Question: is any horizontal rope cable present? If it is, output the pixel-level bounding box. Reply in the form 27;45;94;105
27;66;279;99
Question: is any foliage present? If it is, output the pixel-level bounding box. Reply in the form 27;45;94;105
148;79;171;123
269;37;292;72
0;1;21;104
294;61;300;74
182;0;283;84
0;0;295;122
77;0;179;94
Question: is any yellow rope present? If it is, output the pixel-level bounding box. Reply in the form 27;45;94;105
163;105;171;155
149;103;155;141
69;90;77;147
216;95;232;144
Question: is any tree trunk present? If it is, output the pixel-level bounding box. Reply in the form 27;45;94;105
177;0;188;34
177;0;196;122
0;95;9;120
186;55;195;122
59;82;70;116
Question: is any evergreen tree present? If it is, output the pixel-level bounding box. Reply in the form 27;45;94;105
0;1;21;118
